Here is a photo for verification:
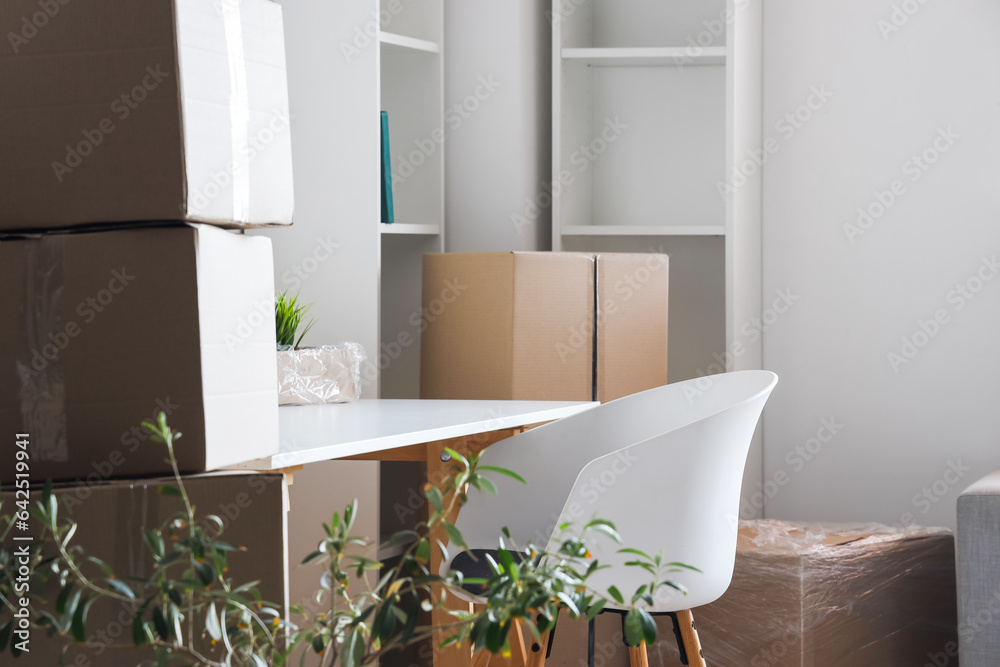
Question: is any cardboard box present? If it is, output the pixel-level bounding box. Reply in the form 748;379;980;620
420;252;668;403
3;472;287;665
544;521;958;667
420;252;596;401
0;0;293;231
595;253;669;403
0;224;279;483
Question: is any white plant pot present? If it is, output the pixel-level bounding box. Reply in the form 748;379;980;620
276;344;366;406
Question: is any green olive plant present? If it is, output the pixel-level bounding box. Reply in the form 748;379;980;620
0;414;697;666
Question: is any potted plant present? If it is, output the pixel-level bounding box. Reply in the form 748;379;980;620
0;414;693;666
275;291;367;405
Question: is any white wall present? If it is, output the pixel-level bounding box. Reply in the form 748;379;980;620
444;0;551;252
761;0;1000;529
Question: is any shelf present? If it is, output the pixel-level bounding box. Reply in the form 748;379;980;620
380;223;441;235
379;32;440;55
562;225;726;237
562;47;726;67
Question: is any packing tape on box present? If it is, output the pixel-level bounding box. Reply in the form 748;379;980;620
221;0;251;224
16;236;69;463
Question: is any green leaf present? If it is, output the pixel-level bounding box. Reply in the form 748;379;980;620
443;522;467;549
132;614;148;647
302;550;324;565
665;562;703;573
586;598;607;620
142;528;165;560
476;466;527;485
344;498;358;533
56;581;76;614
158;484;182;497
71;595;95;643
205;603;222;641
401;594;420;644
624;608;657;647
444;447;469;469
556;592;581;616
0;621;12;652
617;548;653;560
195;560;215;586
104;578;135;600
607;586;624;605
415;539;431;563
342;625;366;667
585;521;622;544
374;600;397;641
425;486;443;513
470;475;497;495
152;607;171;641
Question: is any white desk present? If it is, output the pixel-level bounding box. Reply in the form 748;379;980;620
231;399;598;471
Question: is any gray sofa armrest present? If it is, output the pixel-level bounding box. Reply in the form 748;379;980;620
957;469;1000;666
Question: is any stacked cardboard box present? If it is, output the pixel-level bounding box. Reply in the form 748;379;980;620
1;3;293;661
4;472;288;666
420;252;669;403
1;0;293;481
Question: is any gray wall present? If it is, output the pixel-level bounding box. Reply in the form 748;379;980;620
760;0;1000;529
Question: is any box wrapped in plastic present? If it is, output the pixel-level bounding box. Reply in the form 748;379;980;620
277;344;367;405
653;520;958;667
546;520;957;667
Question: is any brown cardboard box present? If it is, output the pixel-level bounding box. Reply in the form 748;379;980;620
544;521;957;667
420;252;596;401
2;472;287;665
595;253;669;403
420;252;668;403
0;224;279;483
0;0;293;231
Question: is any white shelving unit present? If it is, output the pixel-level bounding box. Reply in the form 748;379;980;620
552;0;762;385
378;0;445;399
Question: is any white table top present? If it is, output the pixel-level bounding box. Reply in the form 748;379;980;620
230;399;598;470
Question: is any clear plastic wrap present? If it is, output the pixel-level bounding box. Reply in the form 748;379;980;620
650;520;958;667
276;343;367;405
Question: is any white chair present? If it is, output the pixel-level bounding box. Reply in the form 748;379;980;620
448;370;778;667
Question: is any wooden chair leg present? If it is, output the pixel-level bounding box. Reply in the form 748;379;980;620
627;643;649;667
472;649;493;667
524;630;550;667
676;609;706;667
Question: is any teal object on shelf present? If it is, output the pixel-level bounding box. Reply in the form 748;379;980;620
380;111;394;224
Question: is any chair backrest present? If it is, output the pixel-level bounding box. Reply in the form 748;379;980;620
453;370;778;611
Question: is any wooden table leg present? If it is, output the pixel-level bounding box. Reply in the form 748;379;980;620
426;429;523;667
